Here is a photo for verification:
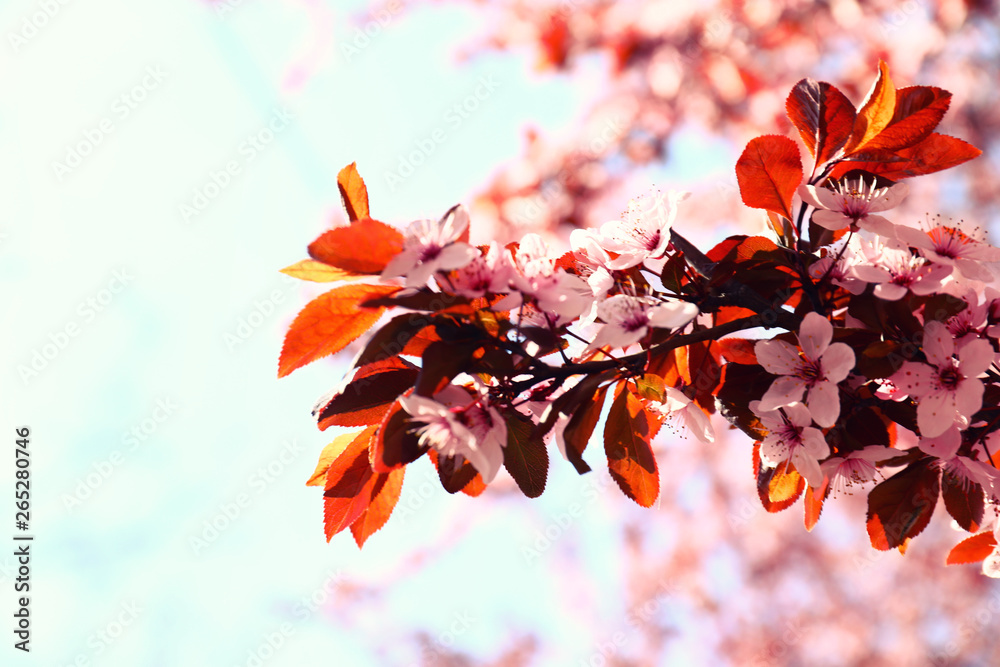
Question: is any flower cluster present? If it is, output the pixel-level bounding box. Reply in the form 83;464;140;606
283;64;1000;574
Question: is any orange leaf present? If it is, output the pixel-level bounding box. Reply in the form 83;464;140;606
803;484;826;532
322;425;379;541
717;338;758;365
785;78;856;164
736;135;803;221
281;259;359;283
350;467;405;548
306;431;362;487
845;60;896;153
308;218;404;275
861;86;951;153
604;382;659;507
278;284;401;378
753;444;804;513
337;162;370;222
946;531;998;566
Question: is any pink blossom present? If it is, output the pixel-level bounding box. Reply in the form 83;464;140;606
755;312;856;428
598;190;686;269
382;205;478;287
896;217;1000;282
502;234;591;322
890;320;995;438
798;177;907;237
850;237;951;301
820;445;895;497
584;295;698;354
750;401;830;488
448;241;514;298
652;386;715;443
398;390;507;483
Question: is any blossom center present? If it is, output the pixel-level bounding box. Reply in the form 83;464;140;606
796;358;823;385
938;365;961;390
420;244;443;262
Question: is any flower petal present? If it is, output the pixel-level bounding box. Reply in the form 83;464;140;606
759;376;807;413
922;321;954;368
917;390;956;439
820;342;855;384
798;312;833;360
755;339;801;375
806;381;841;428
958;338;996;378
812;210;851;231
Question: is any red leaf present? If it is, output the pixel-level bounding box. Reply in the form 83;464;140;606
946;531;998;566
278;284;401;378
322;426;379;542
941;467;985;532
350;467;405;548
844;60;896;153
315;359;419;429
337;162;370;222
862;86;951;153
561;383;610;475
717;338;758;365
604;382;659;507
866;459;939;551
503;412;549;498
308;218;404;275
736;135;803;221
830;133;982;181
369;393;426;473
428;449;481;494
785;78;856;164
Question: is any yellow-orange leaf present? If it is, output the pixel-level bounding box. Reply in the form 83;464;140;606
350;467;405;548
322;425;379;542
278;284;400;378
845;60;896;153
338;162;370;222
306;431;362;487
281;259;358;283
